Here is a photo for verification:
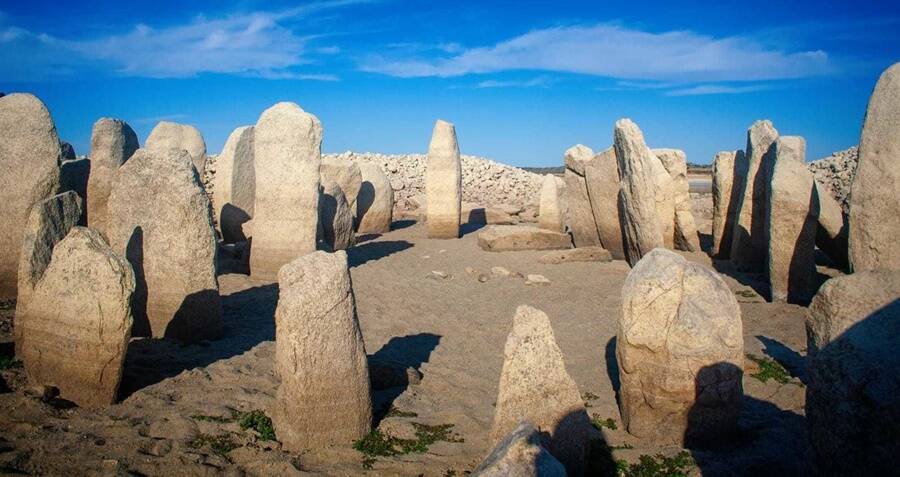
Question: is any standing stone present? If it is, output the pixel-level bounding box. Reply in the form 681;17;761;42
814;181;849;269
712;151;744;258
145;121;207;174
87;118;139;236
59;141;76;160
850;62;900;272
271;250;372;451
767;137;819;303
655;149;700;252
473;421;566;477
426;120;462;239
356;162;393;234
212;126;255;243
19;227;134;409
563;145;602;247
319;181;355;251
250;102;322;280
584;147;626;259
490;305;590;476
107;148;222;342
320;158;362;213
538;175;566;233
618;249;743;445
0;93;62;300
59;158;90;224
730;120;779;272
14;191;82;350
806;271;900;476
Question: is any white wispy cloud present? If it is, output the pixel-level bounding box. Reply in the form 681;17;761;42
664;84;773;96
476;76;552;88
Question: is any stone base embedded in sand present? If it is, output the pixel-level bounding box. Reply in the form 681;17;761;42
538;246;612;264
477;225;572;252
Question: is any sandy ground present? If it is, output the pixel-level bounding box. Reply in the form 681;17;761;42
0;195;819;476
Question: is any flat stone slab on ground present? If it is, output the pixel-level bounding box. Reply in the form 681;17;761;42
477;225;572;252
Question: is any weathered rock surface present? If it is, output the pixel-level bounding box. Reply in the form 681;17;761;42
538;247;612;264
59;159;90;223
808;146;858;213
814;181;849;269
618;249;743;445
563;145;603;248
767;137;819;304
145;121;207;174
271;250;372;451
59;141;76;160
849;62;900;272
212;126;255;243
356;162;394;234
87;118;139;236
19;227;134;408
0;93;62;300
584;147;625;259
490;305;590;475
806;271;900;476
319;181;355;251
538;175;566;233
477;225;572;252
655;148;700;252
473;421;566;477
712;151;743;258
107;148;222;342
731;120;779;272
425;120;462;239
250;102;322;280
320;158;362;213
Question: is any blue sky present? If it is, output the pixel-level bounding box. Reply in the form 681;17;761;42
2;0;899;166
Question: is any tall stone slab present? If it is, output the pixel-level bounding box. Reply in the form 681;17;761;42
356;162;393;234
538;174;566;233
145;121;207;174
87;118;139;236
730;120;779;272
60;158;90;223
19;227;133;409
849;62;900;272
490;305;590;476
271;250;372;451
212;126;255;243
250;102;322;280
814;181;849;269
583;147;625;259
711;150;744;258
0;93;62;300
655;148;701;252
320;158;362;213
563;145;602;248
319;181;355;251
107;148;222;342
425;120;462;239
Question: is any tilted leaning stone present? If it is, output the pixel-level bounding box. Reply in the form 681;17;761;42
87;118;139;236
849;62;900;272
730;120;779;272
477;225;572;252
563;144;602;248
19;227;134;409
813;181;848;269
617;248;743;445
473;421;566;477
107;147;222;342
0;93;62;300
250;102;322;279
655;148;700;252
711;150;744;258
59;158;90;222
583;147;625;259
318;181;355;251
356;162;393;234
538;174;566;233
212;126;255;243
145;120;207;174
426;119;462;238
490;305;590;476
271;250;372;451
320;157;362;213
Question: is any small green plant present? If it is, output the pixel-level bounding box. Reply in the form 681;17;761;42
734;290;757;299
353;422;464;468
0;356;22;370
616;451;694;477
746;353;793;385
591;414;618;431
385;406;418;418
610;443;634;450
237;410;276;441
0;300;15;311
188;433;239;459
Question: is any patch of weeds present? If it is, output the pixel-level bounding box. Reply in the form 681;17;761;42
385;406;418;418
237;410;276;441
0;356;21;370
583;391;600;407
746;353;792;385
591;414;618;431
0;300;14;311
734;290;757;300
187;433;239;460
616;451;695;477
353;423;463;468
190;414;235;424
611;443;634;450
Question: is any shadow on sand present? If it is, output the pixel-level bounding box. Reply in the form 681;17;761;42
347;240;413;268
367;333;440;423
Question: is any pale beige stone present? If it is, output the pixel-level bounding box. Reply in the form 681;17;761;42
490;305;590;475
477;225;572;252
20;227;134;408
462;202;517;226
583;147;625;259
473;421;566;477
563;145;602;247
213;126;255;243
356;162;393;234
145;121;207;174
814;181;848;269
271;250;372;451
87;118;139;237
107;148;222;342
850;62;900;272
730;120;779;272
712;151;744;258
250;102;322;280
59;158;89;219
618;248;743;445
655;148;700;252
538;175;566;233
0;93;62;300
319;181;355;251
538;246;612;264
320;158;362;212
426;120;462;238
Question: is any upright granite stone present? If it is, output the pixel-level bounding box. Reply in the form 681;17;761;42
14;191;82;348
490;305;590;476
271;250;372;451
712;151;744;258
250;102;322;280
87;118;139;236
473;421;566;477
59;141;76;160
59;159;90;224
356;162;393;234
806;271;900;476
145;121;207;174
0;93;62;300
618;249;743;445
107;148;222;342
19;227;134;409
212;126;255;243
538;174;566;233
767;137;819;304
426;120;462;239
730;120;779;272
563;145;602;247
814;181;849;269
584;147;625;259
849;62;900;272
655;149;700;252
321;158;362;213
319;181;355;251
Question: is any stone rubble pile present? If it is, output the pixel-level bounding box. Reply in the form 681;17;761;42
807;146;858;213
